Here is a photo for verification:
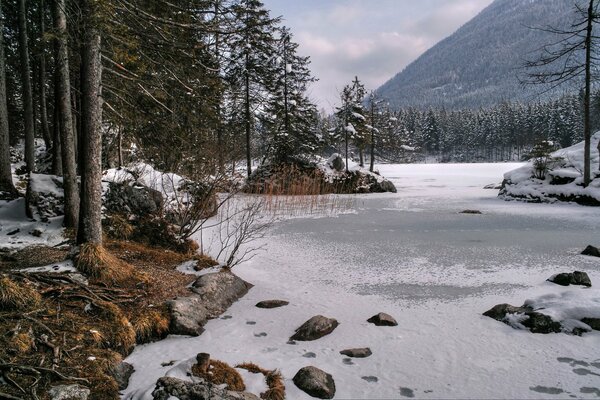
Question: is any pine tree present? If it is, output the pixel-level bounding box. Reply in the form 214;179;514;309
0;0;16;196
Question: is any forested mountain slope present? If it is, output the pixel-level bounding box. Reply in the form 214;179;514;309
376;0;576;109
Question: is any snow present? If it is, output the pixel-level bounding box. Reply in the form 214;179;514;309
20;260;76;274
502;132;600;203
123;163;600;399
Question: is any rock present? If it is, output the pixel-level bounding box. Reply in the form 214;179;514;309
152;376;259;400
327;153;345;172
166;296;209;336
548;271;592;287
483;303;562;334
582;245;600;258
191;271;253;316
340;347;372;358
367;312;398;326
112;361;135;391
362;376;378;383
581;318;600;330
483;183;502;189
483;303;530;320
460;209;482;214
290;315;339;341
292;366;336;399
303;352;317;358
256;299;289;309
48;384;90;400
104;181;163;218
26;173;65;221
167;272;252;336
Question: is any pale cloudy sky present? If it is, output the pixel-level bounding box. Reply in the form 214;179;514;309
262;0;494;110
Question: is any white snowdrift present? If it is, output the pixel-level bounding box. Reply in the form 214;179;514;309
501;133;600;204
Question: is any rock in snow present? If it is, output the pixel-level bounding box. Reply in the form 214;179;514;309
483;303;562;334
339;348;372;358
547;271;592;287
293;366;336;399
166;271;252;336
367;312;398;326
152;377;259;400
290;315;339;341
582;245;600;258
111;361;135;391
255;299;289;309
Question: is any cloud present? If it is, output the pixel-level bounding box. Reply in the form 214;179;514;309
264;0;494;109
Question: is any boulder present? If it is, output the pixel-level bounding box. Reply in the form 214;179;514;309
152;377;259;400
104;181;163;218
327;153;345;172
460;209;482;214
548;271;592;287
483;303;562;334
191;271;253;316
166;296;209;336
167;272;252;336
256;300;289;309
367;312;398;326
25;173;65;221
581;317;600;330
48;384;90;400
582;245;600;258
292;366;336;399
112;361;135;391
290;315;339;341
339;347;372;358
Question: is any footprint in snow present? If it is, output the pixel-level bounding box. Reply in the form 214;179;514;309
246;321;256;325
529;386;564;395
254;332;267;337
361;376;378;383
399;387;415;398
342;358;354;365
581;387;600;397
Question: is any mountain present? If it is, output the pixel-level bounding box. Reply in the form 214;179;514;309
375;0;577;110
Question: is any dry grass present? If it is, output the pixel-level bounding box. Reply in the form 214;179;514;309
3;245;68;269
0;275;41;310
192;359;246;391
130;307;170;343
237;362;286;400
76;243;137;284
104;214;135;240
94;300;137;354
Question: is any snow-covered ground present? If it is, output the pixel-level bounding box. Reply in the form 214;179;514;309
123;163;600;400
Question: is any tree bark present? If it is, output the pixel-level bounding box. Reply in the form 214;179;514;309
0;0;16;195
77;0;103;245
18;0;36;172
245;57;251;177
39;0;52;152
54;0;79;229
583;0;593;186
369;101;375;173
51;50;62;176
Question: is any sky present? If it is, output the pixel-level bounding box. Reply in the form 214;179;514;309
262;0;495;111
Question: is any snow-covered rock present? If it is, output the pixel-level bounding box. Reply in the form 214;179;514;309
500;132;600;205
547;271;592;287
367;312;398;326
48;384;90;400
25;173;65;221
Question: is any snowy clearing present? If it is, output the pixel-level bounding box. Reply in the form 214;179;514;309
123;163;600;400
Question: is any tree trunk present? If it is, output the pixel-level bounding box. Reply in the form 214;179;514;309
369;105;375;172
39;0;51;151
583;0;593;186
54;0;79;229
18;0;36;172
117;126;123;168
0;0;16;195
51;49;62;176
77;0;103;245
245;58;251;178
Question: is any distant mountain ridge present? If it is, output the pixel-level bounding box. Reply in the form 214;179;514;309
375;0;576;110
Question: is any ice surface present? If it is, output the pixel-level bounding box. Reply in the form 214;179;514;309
123;163;600;399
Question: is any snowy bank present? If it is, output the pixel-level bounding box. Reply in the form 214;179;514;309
500;133;600;205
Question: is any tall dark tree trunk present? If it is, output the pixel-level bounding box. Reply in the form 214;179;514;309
77;0;103;245
0;0;16;195
369;101;375;173
583;0;594;186
54;0;79;229
18;0;36;172
51;48;62;175
245;60;251;177
39;0;51;151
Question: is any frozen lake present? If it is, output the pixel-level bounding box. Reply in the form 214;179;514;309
124;163;600;399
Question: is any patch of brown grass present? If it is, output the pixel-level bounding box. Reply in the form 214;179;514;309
130;307;170;343
104;214;135;240
192;359;246;392
76;243;136;285
12;330;35;354
94;300;137;354
194;253;219;270
237;362;286;400
8;245;68;269
0;275;41;310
